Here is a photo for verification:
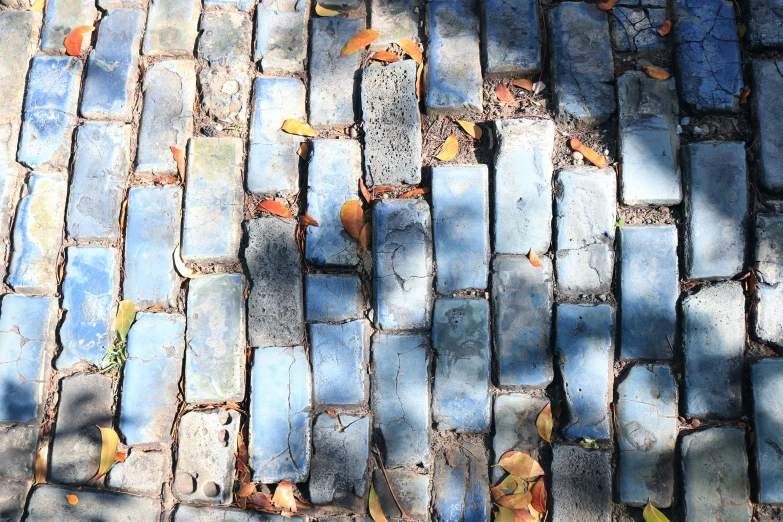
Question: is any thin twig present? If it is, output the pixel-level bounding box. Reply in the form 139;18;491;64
374;444;413;522
665;334;674;353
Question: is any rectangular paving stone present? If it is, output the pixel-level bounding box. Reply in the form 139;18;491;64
306;140;362;267
120;313;185;445
682;281;745;419
0;295;58;423
57;247;119;370
371;332;430;468
143;0;200;55
25;485;162;521
682;428;752;522
81;9;144;121
432;298;491;433
0;479;30;522
123;186;182;309
198;12;252;65
309;413;370;512
370;0;418;46
0;424;38;481
175;505;301;521
310;18;362;126
674;0;743;112
752;359;783;503
752;60;783;192
492;394;549;482
482;0;541;75
554;167;616;296
0;13;40;124
255;8;308;74
555;304;614;441
550;2;615;122
249;346;311;484
432;443;490;522
492;255;554;389
752;283;783;351
362;60;422;186
67;122;131;241
747;0;783;47
373;469;430;520
135;60;196;175
247;77;306;195
610;7;666;51
50;373;114;484
246;218;305;347
373;200;434;330
617;364;677;507
551;445;612;522
107;448;170;496
683;142;748;280
18;57;82;170
432;165;489;293
425;0;483;115
493;118;555;255
7;172;67;295
305;274;363;322
310;320;370;408
618;226;678;360
41;0;97;51
185;274;246;404
756;214;783;286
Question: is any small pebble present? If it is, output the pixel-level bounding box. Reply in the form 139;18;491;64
574;159;584;166
597;295;606;302
174;472;196;495
203;482;220;497
349;127;358;138
691;419;701;428
603;149;610;156
218;429;229;446
676;125;683;135
572;151;584;161
218;409;231;425
646;219;652;224
681;117;691;126
700;124;710;134
693;126;703;134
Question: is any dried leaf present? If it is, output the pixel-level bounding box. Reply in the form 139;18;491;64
528;249;543;269
281;119;316;137
495;507;516;522
357;222;371;253
498;451;545;479
740;87;751;104
373;185;395;195
29;0;45;11
496;492;533;510
738;23;747;38
657;19;672;36
536;403;553;442
340;200;364;240
239;482;257;498
495;83;517;104
372;51;400;63
271;481;297;512
398;39;422;64
171;146;186;179
173;245;202;279
399;187;430;198
513;510;536;522
530;479;547;513
578;438;599;450
436;134;459;161
257;199;294;218
368;486;389;522
569;138;608;168
156;175;178;186
96;426;119;478
296;141;310;159
340;29;381;57
299;215;319;227
247;491;276;512
643;502;671;522
416;64;423;100
511;78;534;91
34;446;47;485
115;301;136;341
119;198;128;231
360;177;372;203
491;475;519;500
642;64;672;81
597;0;618;9
66;494;79;505
315;2;340;16
64;25;93;56
456;120;483;140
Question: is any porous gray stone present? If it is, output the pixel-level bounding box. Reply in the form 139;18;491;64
610;7;666;51
751;359;783;504
551;445;612;522
40;0;97;51
370;0;418;46
143;0;201;55
25;485;162;521
107;448;170;496
373;469;430;520
0;424;38;481
0;13;40;124
482;0;541;75
492;394;549;481
255;8;308;74
432;443;490;522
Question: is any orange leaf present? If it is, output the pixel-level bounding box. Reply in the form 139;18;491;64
372;51;400;63
456;120;483;140
511;78;534;91
63;25;93;56
360;177;372;203
536;402;553;442
271;480;297;512
299;215;319;227
495;83;517;104
281;119;316;137
657;19;672;36
491;475;520;500
398;39;423;64
513;510;536;522
739;87;751;104
373;185;395;195
357;222;371;253
114;451;127;463
66;494;78;505
569;138;607;168
436;134;458;161
239;482;257;498
257;200;293;218
528;249;543;268
340;200;364;240
531;479;548;514
498;451;545;479
399;187;430;198
597;0;618;9
642;64;671;81
170;146;186;179
340;29;381;57
297;141;310;159
34;446;47;485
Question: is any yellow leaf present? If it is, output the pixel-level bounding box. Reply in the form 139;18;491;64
28;0;45;11
281;119;316;137
494;506;515;522
456;120;482;140
536;403;553;442
435;134;458;161
173;245;203;279
114;301;136;341
96;426;119;478
643;502;671;522
642;64;672;81
491;474;519;500
66;494;78;505
416;64;423;101
498;451;545;479
398;39;422;64
738;23;747;38
340;29;381;57
496;492;532;510
34;446;48;485
171;146;186;180
372;51;401;63
315;2;340;16
340;200;364;240
368;486;389;522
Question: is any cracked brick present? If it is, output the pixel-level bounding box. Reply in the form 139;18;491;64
482;0;541;75
752;59;783;192
372;469;430;520
747;0;783;47
432;443;490;522
40;0;97;52
310;320;370;408
492;394;549;482
25;485;161;521
751;359;783;503
610;7;666;51
310;18;362;126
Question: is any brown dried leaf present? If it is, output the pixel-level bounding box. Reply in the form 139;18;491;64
495;83;517;104
514;509;536;522
315;2;340;16
399;187;430;198
357;222;371;253
247;491;277;513
34;446;47;485
340;29;381;57
536;402;553;442
511;78;534;91
398;39;423;64
530;479;547;513
239;482;257;498
597;0;619;9
491;474;519;500
281;119;316;137
66;494;79;505
498;451;545;479
360;177;372;203
340;200;364;240
456;120;483;140
171;146;186;179
642;64;672;81
569;138;608;168
495;507;515;522
528;249;543;268
257;200;293;218
368;486;389;522
496;492;533;510
372;51;400;63
436;134;458;161
271;481;297;512
64;25;93;56
740;87;751;104
297;141;310;159
657;19;672;36
299;214;319;227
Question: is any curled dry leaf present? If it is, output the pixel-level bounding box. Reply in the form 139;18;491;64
511;78;534;91
29;0;45;11
173;245;202;278
456;120;483;140
514;509;536;522
498;451;545;479
340;200;365;240
597;0;619;9
271;480;297;512
340;29;381;57
496;492;532;510
373;185;395;195
357;222;371;253
657;19;672;36
281;119;317;137
96;426;120;478
247;491;276;512
740;87;751;104
536;402;553;442
299;215;319;227
297;141;310;160
530;479;547;513
398;39;423;64
238;482;257;498
642;64;672;80
528;249;543;268
360;177;372;203
495;83;517;104
315;2;340;16
34;446;48;485
643;502;671;522
115;300;136;342
170;146;186;180
368;486;390;522
399;187;430;198
66;494;79;506
257;199;293;218
569;138;607;168
372;51;400;63
436;134;459;161
64;25;93;56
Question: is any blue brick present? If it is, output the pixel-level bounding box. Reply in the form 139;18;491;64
143;0;200;55
26;485;162;521
310;18;362;126
81;9;144;121
611;7;666;51
205;0;254;11
255;9;308;74
174;505;298;521
249;346;311;483
0;295;58;422
57;247;120;370
482;0;541;75
371;332;430;467
432;444;489;522
370;0;418;45
305;274;363;323
555;303;614;440
373;469;430;519
373;200;434;330
492;394;549;482
755;213;783;285
18;57;82;170
492;255;553;389
751;358;783;503
40;0;97;51
752;283;783;351
306;140;362;267
119;313;185;445
432;165;489;292
747;0;783;47
0;13;40;124
618;226;678;360
310;320;370;407
432;298;491;432
199;12;252;66
753;60;783;192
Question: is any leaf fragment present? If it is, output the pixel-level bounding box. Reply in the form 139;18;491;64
416;64;423;100
66;494;79;505
340;29;381;57
271;481;297;512
436;134;459;161
398;39;423;64
64;25;93;56
597;0;619;9
738;23;747;38
238;482;257;498
399;187;430;198
536;403;553;442
173;245;202;279
171;146;186;180
368;486;389;522
115;301;136;341
739;87;751;104
296;141;310;159
513;509;536;522
281;119;316;137
643;502;671;522
29;0;45;11
642;63;672;81
299;215;319;227
569;138;608;168
494;506;516;522
360;177;372;203
357;222;371;253
530;479;547;513
340;200;365;240
372;51;400;63
511;78;534;91
373;185;395;195
315;2;340;16
491;475;519;500
257;199;294;218
498;451;545;479
496;492;532;510
96;426;119;478
657;19;672;36
528;249;543;269
532;81;546;95
456;120;483;140
495;83;517;104
34;446;48;485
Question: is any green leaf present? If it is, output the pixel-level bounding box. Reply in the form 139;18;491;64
494;506;515;522
615;218;624;228
578;438;599;450
114;301;136;341
643;502;670;522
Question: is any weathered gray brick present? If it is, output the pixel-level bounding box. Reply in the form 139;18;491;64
310;18;362;126
0;424;38;481
0;479;30;522
373;469;430;521
305;274;364;322
610;7;666;51
751;359;783;504
310;320;370;408
747;0;783;47
752;283;783;351
41;0;97;51
551;445;612;522
482;0;541;75
0;124;22;284
756;214;783;285
25;485;162;521
143;0;201;55
199;12;252;65
0;13;40;124
175;505;301;521
255;8;308;74
107;448;170;496
492;394;549;481
370;0;418;46
432;443;490;522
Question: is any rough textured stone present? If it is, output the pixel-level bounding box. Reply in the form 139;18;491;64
551;445;612;522
550;2;615;122
373;469;430;520
18;57;82;170
81;9;144;120
67;123;131;241
249;346;311;484
175;409;240;504
7;173;67;295
752;283;783;351
135;61;196;175
57;247;119;370
747;0;783;47
682;282;745;419
107;448;170;496
371;332;430;467
370;0;418;46
247;77;306;195
174;505;297;521
0;13;40;124
25;485;162;521
120;313;185;445
185;274;246;404
246;219;305;347
756;214;783;285
310;320;370;407
362;60;422;186
432;165;489;293
425;0;483;114
122;186;182;309
555;304;614;440
492;394;549;481
0;296;58;423
205;0;255;10
432;298;491;433
50;373;114;484
617;70;679;120
554;167;616;296
373;200;434;330
432;443;490;522
306;140;362;267
319;0;360;8
199;12;252;65
618;226;678;360
0;124;21;258
493;119;555;254
681;428;752;522
752;359;783;503
310;18;362;126
143;0;200;55
305;274;364;322
683;142;748;280
41;0;97;51
492;256;554;389
255;9;308;74
0;424;38;481
0;479;30;522
611;7;665;51
309;414;370;512
482;0;541;75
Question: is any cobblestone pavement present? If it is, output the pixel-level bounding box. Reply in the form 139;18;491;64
0;0;782;519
